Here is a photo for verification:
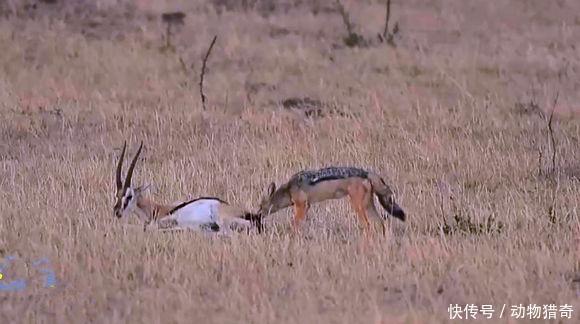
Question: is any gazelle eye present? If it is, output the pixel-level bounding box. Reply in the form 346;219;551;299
123;194;132;209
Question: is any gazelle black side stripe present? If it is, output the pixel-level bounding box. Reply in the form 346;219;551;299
168;197;227;215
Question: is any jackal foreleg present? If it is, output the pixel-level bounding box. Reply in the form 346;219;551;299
348;183;371;235
291;194;309;232
366;202;386;237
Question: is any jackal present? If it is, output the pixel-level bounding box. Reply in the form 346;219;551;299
257;167;405;234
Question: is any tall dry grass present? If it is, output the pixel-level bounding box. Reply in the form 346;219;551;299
1;0;579;323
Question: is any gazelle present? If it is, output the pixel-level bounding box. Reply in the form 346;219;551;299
113;141;262;233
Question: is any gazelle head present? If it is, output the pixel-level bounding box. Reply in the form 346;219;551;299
113;141;144;219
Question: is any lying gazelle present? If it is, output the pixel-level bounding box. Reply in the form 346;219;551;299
257;167;406;236
113;141;262;233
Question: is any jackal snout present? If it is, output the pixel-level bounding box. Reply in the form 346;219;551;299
378;195;406;221
256;182;293;218
367;173;406;222
241;212;264;233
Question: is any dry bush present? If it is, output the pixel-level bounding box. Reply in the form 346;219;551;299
209;0;333;16
0;0;579;323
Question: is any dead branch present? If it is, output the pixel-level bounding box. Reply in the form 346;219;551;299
335;0;354;36
161;12;185;51
165;22;171;49
178;56;188;73
378;0;398;46
538;147;543;177
382;0;391;40
547;91;559;174
199;35;217;111
335;0;366;47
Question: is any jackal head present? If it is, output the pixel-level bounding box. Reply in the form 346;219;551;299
113;141;145;219
257;182;294;218
257;182;277;216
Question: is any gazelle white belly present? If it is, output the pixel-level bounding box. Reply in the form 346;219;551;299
170;199;221;229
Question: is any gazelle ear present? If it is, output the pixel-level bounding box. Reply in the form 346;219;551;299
135;183;151;194
267;182;276;197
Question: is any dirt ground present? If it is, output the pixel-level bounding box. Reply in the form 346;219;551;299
1;0;579;323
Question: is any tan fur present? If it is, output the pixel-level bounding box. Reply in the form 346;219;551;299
137;196;176;221
134;195;181;230
216;204;253;231
258;167;405;236
138;196;255;232
113;142;259;233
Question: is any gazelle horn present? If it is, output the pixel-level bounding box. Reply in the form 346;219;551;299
123;141;144;191
116;141;127;191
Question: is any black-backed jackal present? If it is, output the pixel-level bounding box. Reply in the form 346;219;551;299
113;141;262;233
257;167;405;235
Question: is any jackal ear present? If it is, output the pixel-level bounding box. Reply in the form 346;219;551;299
267;182;276;197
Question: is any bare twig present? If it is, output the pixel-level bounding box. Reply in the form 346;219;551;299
537;146;543;177
161;12;185;51
199;35;217;111
547;91;559;174
392;22;399;38
335;0;366;47
165;22;171;49
437;67;475;103
335;0;354;36
379;0;398;46
178;56;188;73
382;0;391;40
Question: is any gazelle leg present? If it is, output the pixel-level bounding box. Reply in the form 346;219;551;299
226;218;252;233
159;227;186;233
157;216;178;230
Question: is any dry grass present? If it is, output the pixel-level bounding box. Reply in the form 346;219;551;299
1;0;580;323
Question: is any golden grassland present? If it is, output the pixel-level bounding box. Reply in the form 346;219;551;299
1;1;580;323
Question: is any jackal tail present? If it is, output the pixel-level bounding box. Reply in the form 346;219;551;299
368;173;406;222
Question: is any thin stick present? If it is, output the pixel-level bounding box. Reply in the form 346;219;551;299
335;0;353;36
437;67;474;102
547;91;559;174
382;0;391;40
199;35;217;111
165;22;171;49
537;147;543;177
